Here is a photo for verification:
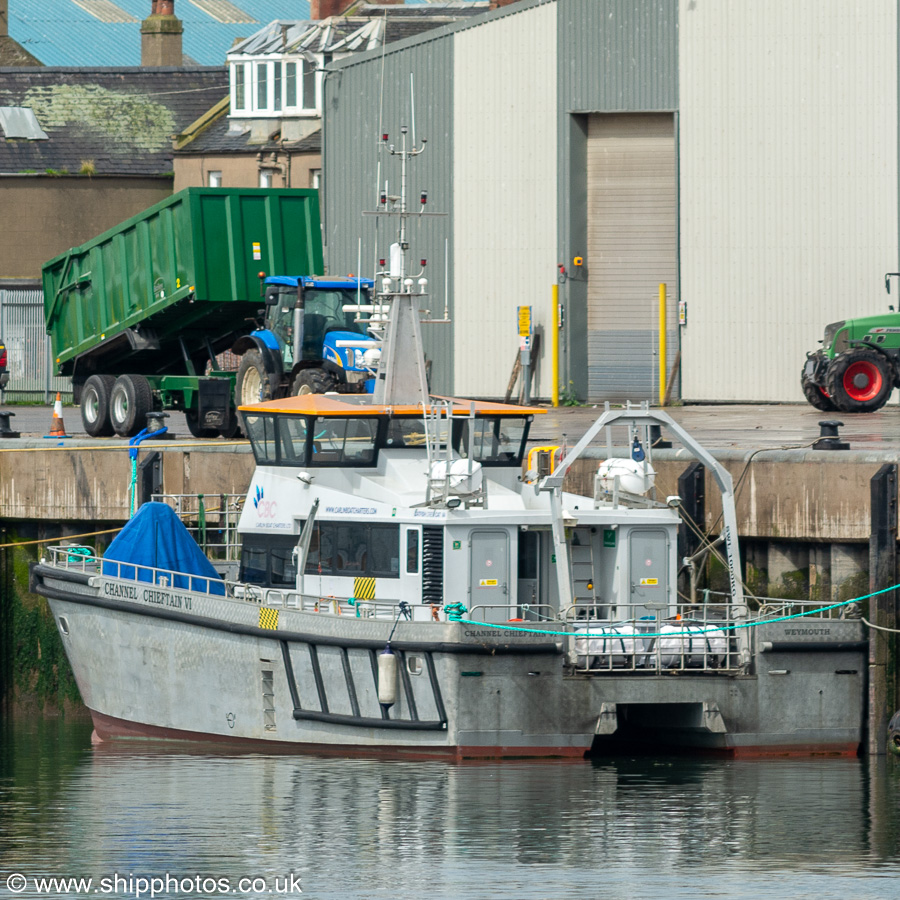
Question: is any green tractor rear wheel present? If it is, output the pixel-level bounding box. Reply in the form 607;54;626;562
825;348;893;413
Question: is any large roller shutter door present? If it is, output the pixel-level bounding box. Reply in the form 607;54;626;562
586;114;677;402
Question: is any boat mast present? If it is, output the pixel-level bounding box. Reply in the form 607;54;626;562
369;126;432;406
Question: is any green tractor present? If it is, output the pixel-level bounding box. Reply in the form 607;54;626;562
802;273;900;412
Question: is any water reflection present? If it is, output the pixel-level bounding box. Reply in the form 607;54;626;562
1;719;900;900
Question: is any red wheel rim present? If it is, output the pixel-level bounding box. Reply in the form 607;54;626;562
843;360;883;402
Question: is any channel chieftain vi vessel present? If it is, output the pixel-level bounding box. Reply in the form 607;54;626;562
32;128;867;758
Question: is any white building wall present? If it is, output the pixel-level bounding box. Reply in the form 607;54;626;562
679;0;898;402
453;4;558;398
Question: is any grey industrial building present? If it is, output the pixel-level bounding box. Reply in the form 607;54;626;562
322;0;896;404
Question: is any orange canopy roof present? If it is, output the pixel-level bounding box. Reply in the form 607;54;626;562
238;393;546;417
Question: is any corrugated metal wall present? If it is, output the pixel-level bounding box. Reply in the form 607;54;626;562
323;31;456;394
679;0;898;402
452;2;558;398
0;289;71;402
557;0;678;401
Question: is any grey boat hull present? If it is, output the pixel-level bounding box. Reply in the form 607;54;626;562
35;564;866;759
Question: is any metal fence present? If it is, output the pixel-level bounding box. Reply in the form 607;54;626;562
0;287;72;402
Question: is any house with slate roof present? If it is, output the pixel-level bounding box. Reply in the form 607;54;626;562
0;65;227;278
172;2;486;192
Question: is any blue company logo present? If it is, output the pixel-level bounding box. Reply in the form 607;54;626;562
253;485;264;509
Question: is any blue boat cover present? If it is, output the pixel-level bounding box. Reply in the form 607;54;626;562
102;502;225;596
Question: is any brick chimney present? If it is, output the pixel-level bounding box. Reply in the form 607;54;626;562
310;0;344;18
311;0;401;17
141;0;183;66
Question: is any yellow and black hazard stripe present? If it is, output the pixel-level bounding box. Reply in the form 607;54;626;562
258;608;279;630
353;577;376;601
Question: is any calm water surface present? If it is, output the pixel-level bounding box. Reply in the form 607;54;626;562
2;718;900;900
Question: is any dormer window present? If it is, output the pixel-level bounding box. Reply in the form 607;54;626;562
229;56;320;118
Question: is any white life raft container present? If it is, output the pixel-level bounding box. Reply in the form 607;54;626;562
646;623;728;669
574;622;643;669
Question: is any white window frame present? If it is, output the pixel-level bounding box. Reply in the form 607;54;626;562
231;62;248;112
259;169;274;188
208;170;223;187
229;55;323;118
281;55;321;117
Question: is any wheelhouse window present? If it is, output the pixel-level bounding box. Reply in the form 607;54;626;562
244;414;278;464
452;416;531;466
241;413;377;468
306;523;399;578
240;534;299;587
384;416;441;449
311;417;377;466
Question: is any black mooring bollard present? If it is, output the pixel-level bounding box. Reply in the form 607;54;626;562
0;411;20;438
813;419;849;450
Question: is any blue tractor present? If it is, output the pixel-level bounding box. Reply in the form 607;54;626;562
233;275;377;405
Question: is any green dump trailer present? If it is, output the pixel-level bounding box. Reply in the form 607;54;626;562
42;187;324;437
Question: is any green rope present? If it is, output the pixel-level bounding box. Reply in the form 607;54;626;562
444;602;468;622
443;583;896;640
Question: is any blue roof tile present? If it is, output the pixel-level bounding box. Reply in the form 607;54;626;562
9;0;312;67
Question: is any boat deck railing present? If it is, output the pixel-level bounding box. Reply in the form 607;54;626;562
43;547;853;671
567;610;746;675
152;493;245;561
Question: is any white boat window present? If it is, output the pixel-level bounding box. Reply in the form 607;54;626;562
244;414;278;464
304;523;399;579
240;534;300;587
452;416;530;466
311;417;377;466
384;416;444;448
406;529;419;574
280;415;310;463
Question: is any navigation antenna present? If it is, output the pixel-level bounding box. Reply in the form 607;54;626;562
351;120;446;406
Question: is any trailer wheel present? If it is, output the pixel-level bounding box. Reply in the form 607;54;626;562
185;409;219;440
236;350;275;406
292;368;336;395
825;348;893;412
185;410;243;440
81;374;116;437
800;369;836;411
109;374;153;437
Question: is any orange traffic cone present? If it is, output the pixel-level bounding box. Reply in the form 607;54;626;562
47;392;68;438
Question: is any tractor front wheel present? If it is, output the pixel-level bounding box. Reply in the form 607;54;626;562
825;348;893;412
292;368;336;395
800;368;836;412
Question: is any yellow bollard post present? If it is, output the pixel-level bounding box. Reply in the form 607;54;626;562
659;283;667;406
552;283;560;407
